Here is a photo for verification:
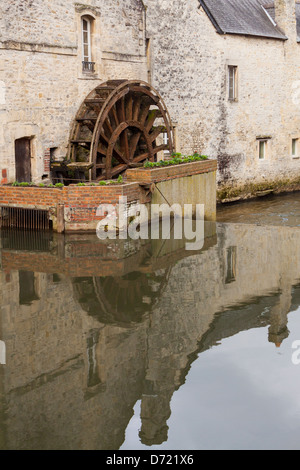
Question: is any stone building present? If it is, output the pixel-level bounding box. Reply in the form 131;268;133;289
0;0;300;198
144;0;300;199
0;0;148;184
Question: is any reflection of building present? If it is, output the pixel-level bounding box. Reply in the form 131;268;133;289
0;221;299;449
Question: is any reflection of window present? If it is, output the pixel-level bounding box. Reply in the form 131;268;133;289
82;17;95;72
19;271;39;305
225;246;237;284
87;331;101;388
0;341;6;365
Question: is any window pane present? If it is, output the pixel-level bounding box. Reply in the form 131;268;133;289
292;139;297;156
82;19;88;31
83;45;89;60
82;17;92;63
259;141;265;159
83;32;88;45
228;66;237;100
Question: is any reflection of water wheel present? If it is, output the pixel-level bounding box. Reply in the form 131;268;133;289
68;80;174;180
72;268;171;327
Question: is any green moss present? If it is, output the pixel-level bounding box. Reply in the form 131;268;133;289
217;177;300;202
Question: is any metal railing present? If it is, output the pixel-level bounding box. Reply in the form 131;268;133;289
82;61;95;72
0;206;51;231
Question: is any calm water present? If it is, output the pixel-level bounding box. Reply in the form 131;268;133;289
1;193;300;450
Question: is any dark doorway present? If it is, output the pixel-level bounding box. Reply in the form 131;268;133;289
15;137;31;182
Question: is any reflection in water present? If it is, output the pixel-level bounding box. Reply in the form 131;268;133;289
217;191;300;226
0;209;300;449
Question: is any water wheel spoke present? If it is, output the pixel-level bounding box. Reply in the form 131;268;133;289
133;151;152;163
145;109;162;133
132;95;142;121
139;101;152;126
152;144;168;156
100;133;127;164
116;96;126;123
129;131;142;160
149;126;165;142
126;94;133;121
97;143;107;156
111;164;128;177
120;129;130;162
109;105;119;129
103;118;114;138
81;121;96;133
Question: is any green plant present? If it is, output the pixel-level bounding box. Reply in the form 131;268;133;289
117;174;123;184
19;182;30;186
55;183;64;188
143;153;208;169
39;183;45;187
99;181;107;186
77;182;86;186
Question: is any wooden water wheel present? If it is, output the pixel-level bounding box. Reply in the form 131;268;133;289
68;80;174;181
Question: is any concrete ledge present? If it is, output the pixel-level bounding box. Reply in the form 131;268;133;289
125;159;218;184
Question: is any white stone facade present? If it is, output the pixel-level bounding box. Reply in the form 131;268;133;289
0;0;300;197
0;0;147;184
144;0;300;197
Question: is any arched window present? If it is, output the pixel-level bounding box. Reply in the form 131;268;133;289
82;16;95;72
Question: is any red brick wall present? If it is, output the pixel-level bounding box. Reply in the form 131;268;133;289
0;182;148;226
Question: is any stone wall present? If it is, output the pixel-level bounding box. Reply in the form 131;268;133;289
0;0;147;184
144;0;300;197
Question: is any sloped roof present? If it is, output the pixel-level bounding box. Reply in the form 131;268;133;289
200;0;288;40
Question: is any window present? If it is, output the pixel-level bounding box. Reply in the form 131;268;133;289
228;66;238;101
292;138;298;158
259;140;266;160
82;17;95;72
163;131;170;157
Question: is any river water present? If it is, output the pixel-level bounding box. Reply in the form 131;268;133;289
1;193;300;450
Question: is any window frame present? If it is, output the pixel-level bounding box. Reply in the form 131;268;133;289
228;65;238;101
81;15;95;73
292;138;299;158
259;140;266;160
